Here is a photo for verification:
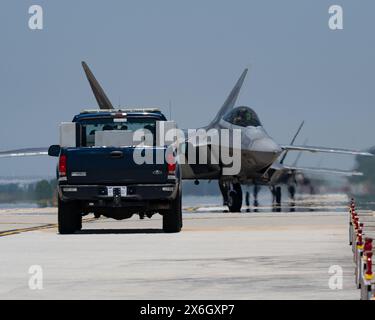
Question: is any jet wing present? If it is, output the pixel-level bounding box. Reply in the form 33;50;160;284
0;147;48;158
282;165;363;177
281;145;373;156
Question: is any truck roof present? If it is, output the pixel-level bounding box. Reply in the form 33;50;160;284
73;108;166;122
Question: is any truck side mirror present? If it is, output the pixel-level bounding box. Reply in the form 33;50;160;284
48;145;61;157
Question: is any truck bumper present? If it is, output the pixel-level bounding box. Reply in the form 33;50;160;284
58;183;178;203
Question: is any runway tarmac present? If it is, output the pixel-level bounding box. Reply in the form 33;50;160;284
0;194;359;299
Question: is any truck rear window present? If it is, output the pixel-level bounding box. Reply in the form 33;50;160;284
80;118;157;147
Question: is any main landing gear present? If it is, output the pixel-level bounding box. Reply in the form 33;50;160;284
245;184;260;212
270;186;282;212
219;182;299;213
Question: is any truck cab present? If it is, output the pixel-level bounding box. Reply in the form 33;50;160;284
48;108;182;234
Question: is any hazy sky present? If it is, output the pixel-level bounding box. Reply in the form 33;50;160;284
0;0;374;177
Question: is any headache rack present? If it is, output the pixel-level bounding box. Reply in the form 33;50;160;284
80;108;162;114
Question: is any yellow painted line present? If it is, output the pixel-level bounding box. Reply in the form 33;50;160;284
0;218;97;238
0;224;57;237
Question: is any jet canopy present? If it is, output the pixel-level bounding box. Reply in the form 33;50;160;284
223;106;261;127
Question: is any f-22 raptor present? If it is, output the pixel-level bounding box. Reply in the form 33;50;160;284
177;68;371;211
0;63;371;212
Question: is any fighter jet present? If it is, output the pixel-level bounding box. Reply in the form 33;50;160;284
0;62;372;212
178;68;371;211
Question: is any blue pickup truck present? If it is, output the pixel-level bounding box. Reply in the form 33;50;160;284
48;108;182;234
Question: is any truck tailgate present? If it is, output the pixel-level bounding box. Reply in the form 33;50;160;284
64;147;169;185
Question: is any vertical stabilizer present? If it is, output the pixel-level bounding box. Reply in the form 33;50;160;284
206;68;248;128
82;61;114;110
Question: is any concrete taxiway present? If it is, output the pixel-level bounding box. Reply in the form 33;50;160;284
0;195;359;299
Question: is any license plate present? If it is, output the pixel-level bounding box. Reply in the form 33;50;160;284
107;186;127;197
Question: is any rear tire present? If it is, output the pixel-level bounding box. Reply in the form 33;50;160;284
163;189;182;233
58;198;81;234
76;211;82;231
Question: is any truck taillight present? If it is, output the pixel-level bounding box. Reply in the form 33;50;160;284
59;155;67;177
167;154;176;175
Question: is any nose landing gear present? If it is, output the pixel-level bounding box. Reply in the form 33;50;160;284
219;181;242;212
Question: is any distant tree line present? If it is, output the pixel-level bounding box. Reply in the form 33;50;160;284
0;179;57;207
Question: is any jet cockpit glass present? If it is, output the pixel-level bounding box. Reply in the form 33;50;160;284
223;106;261;127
